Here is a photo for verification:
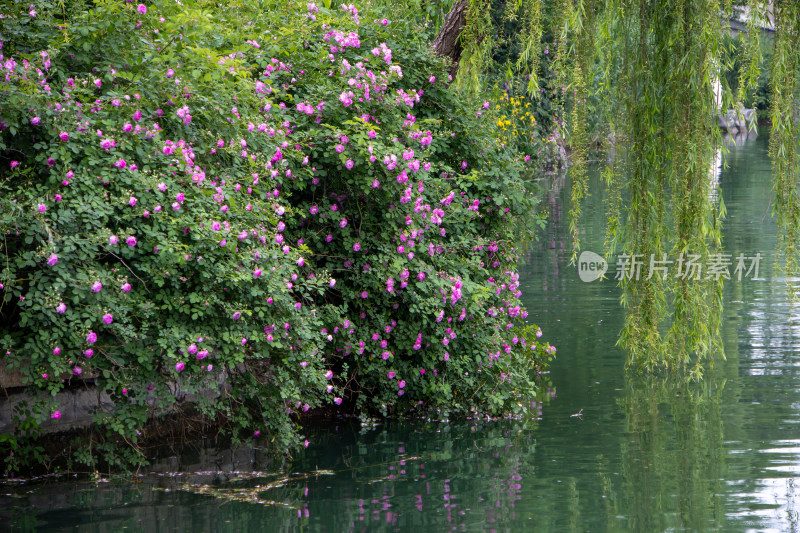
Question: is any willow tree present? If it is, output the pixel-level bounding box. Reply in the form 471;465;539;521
768;2;800;279
425;0;800;376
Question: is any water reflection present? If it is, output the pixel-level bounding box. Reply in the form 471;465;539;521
618;377;726;532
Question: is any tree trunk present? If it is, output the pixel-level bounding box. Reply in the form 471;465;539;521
433;0;471;82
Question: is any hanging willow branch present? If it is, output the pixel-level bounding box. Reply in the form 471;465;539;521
515;0;543;94
564;0;729;375
566;0;596;263
769;1;800;284
430;0;799;376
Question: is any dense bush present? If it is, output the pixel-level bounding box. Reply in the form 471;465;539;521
0;0;552;472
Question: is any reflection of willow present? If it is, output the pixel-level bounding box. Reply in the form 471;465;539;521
517;169;568;272
518;169;568;296
616;376;726;532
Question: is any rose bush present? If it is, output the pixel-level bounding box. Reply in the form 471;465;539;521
0;0;553;472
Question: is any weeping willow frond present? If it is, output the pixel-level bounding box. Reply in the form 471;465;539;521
566;0;597;262
452;0;492;93
769;2;800;285
442;0;799;375
515;0;543;94
569;0;729;374
453;0;547;95
736;0;767;104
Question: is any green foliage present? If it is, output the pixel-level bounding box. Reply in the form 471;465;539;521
0;0;551;472
539;0;731;374
723;32;773;121
430;0;800;376
768;2;800;286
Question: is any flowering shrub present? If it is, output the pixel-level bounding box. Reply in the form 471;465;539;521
493;93;540;146
0;0;552;470
489;85;565;172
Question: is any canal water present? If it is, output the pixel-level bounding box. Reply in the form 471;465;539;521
4;134;800;532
